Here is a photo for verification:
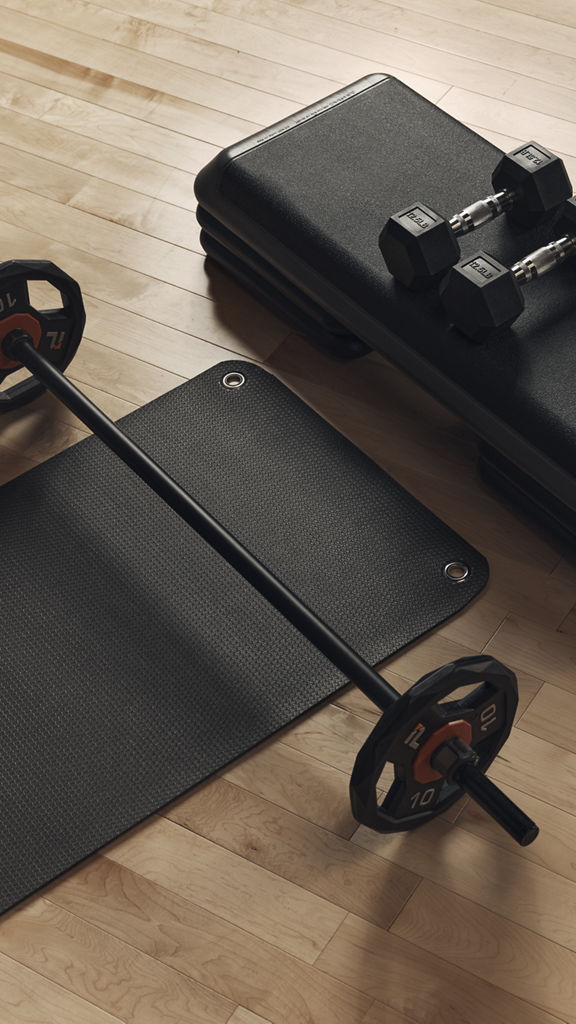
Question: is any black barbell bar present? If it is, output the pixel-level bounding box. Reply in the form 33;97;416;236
4;330;538;846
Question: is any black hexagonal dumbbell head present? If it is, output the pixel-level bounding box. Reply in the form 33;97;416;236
492;141;572;228
439;253;524;342
379;202;461;290
380;141;571;290
440;196;576;342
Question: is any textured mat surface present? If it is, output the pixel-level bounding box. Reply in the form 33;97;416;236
0;362;487;913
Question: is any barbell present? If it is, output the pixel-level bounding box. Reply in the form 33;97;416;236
0;259;538;845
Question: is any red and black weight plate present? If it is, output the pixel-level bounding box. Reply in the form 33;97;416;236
350;655;518;833
0;260;85;411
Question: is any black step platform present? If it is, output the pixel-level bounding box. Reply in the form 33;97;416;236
195;74;576;543
0;362;486;914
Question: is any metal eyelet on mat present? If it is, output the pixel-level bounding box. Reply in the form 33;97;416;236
222;372;246;389
443;562;470;582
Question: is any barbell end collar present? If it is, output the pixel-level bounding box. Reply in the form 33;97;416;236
2;328;35;361
454;760;539;847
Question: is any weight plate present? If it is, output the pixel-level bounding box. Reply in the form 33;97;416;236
350;655;518;833
0;260;85;412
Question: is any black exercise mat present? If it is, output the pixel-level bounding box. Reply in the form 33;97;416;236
0;362;487;914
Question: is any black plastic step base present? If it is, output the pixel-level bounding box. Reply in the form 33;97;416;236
194;72;576;530
478;442;576;546
199;214;370;359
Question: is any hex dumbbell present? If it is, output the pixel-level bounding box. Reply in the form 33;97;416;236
380;142;572;290
439;196;576;341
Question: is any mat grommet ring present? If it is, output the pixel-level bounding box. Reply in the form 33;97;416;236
443;561;470;582
222;372;246;389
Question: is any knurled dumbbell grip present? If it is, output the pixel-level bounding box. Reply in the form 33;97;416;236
449;190;515;236
512;234;576;284
454;761;539;846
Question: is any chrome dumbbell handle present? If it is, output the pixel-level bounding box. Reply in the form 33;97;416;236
449;190;516;235
511;234;576;284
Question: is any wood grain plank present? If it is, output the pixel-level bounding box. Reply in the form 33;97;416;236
455;779;576;884
333;666;541;727
105;815;347;963
0;219;291;358
0;182;207;291
218;0;576;93
552;558;576;586
267;335;482;472
559;605;576;636
440;89;576;157
53;381;134;424
46;855;372;1024
391;880;576;1023
163;777;418;928
68;339;185;407
188;0;576;95
281;702;372;776
437;597;507;650
383;633;477;685
277;696;462;823
497;77;576;129
489;727;576;815
485;615;576;695
45;0;382;84
222;740;357;837
69;179;203;252
0;106;198;209
471;124;523;150
84;0;451;103
332;669;414;725
81;296;244;378
484;0;576;30
354;816;576;951
0;897;235;1024
376;0;576;61
518;683;576;752
0;39;264;145
316;913;561;1024
475;552;576;632
361;1003;420;1024
0;149;205;280
0;68;220;170
0;6;301;122
0;950;123;1024
10;379;134;443
229;1010;273;1024
0;0;344;105
0;138;85;205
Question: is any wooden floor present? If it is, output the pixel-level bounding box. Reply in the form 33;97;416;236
0;0;576;1021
